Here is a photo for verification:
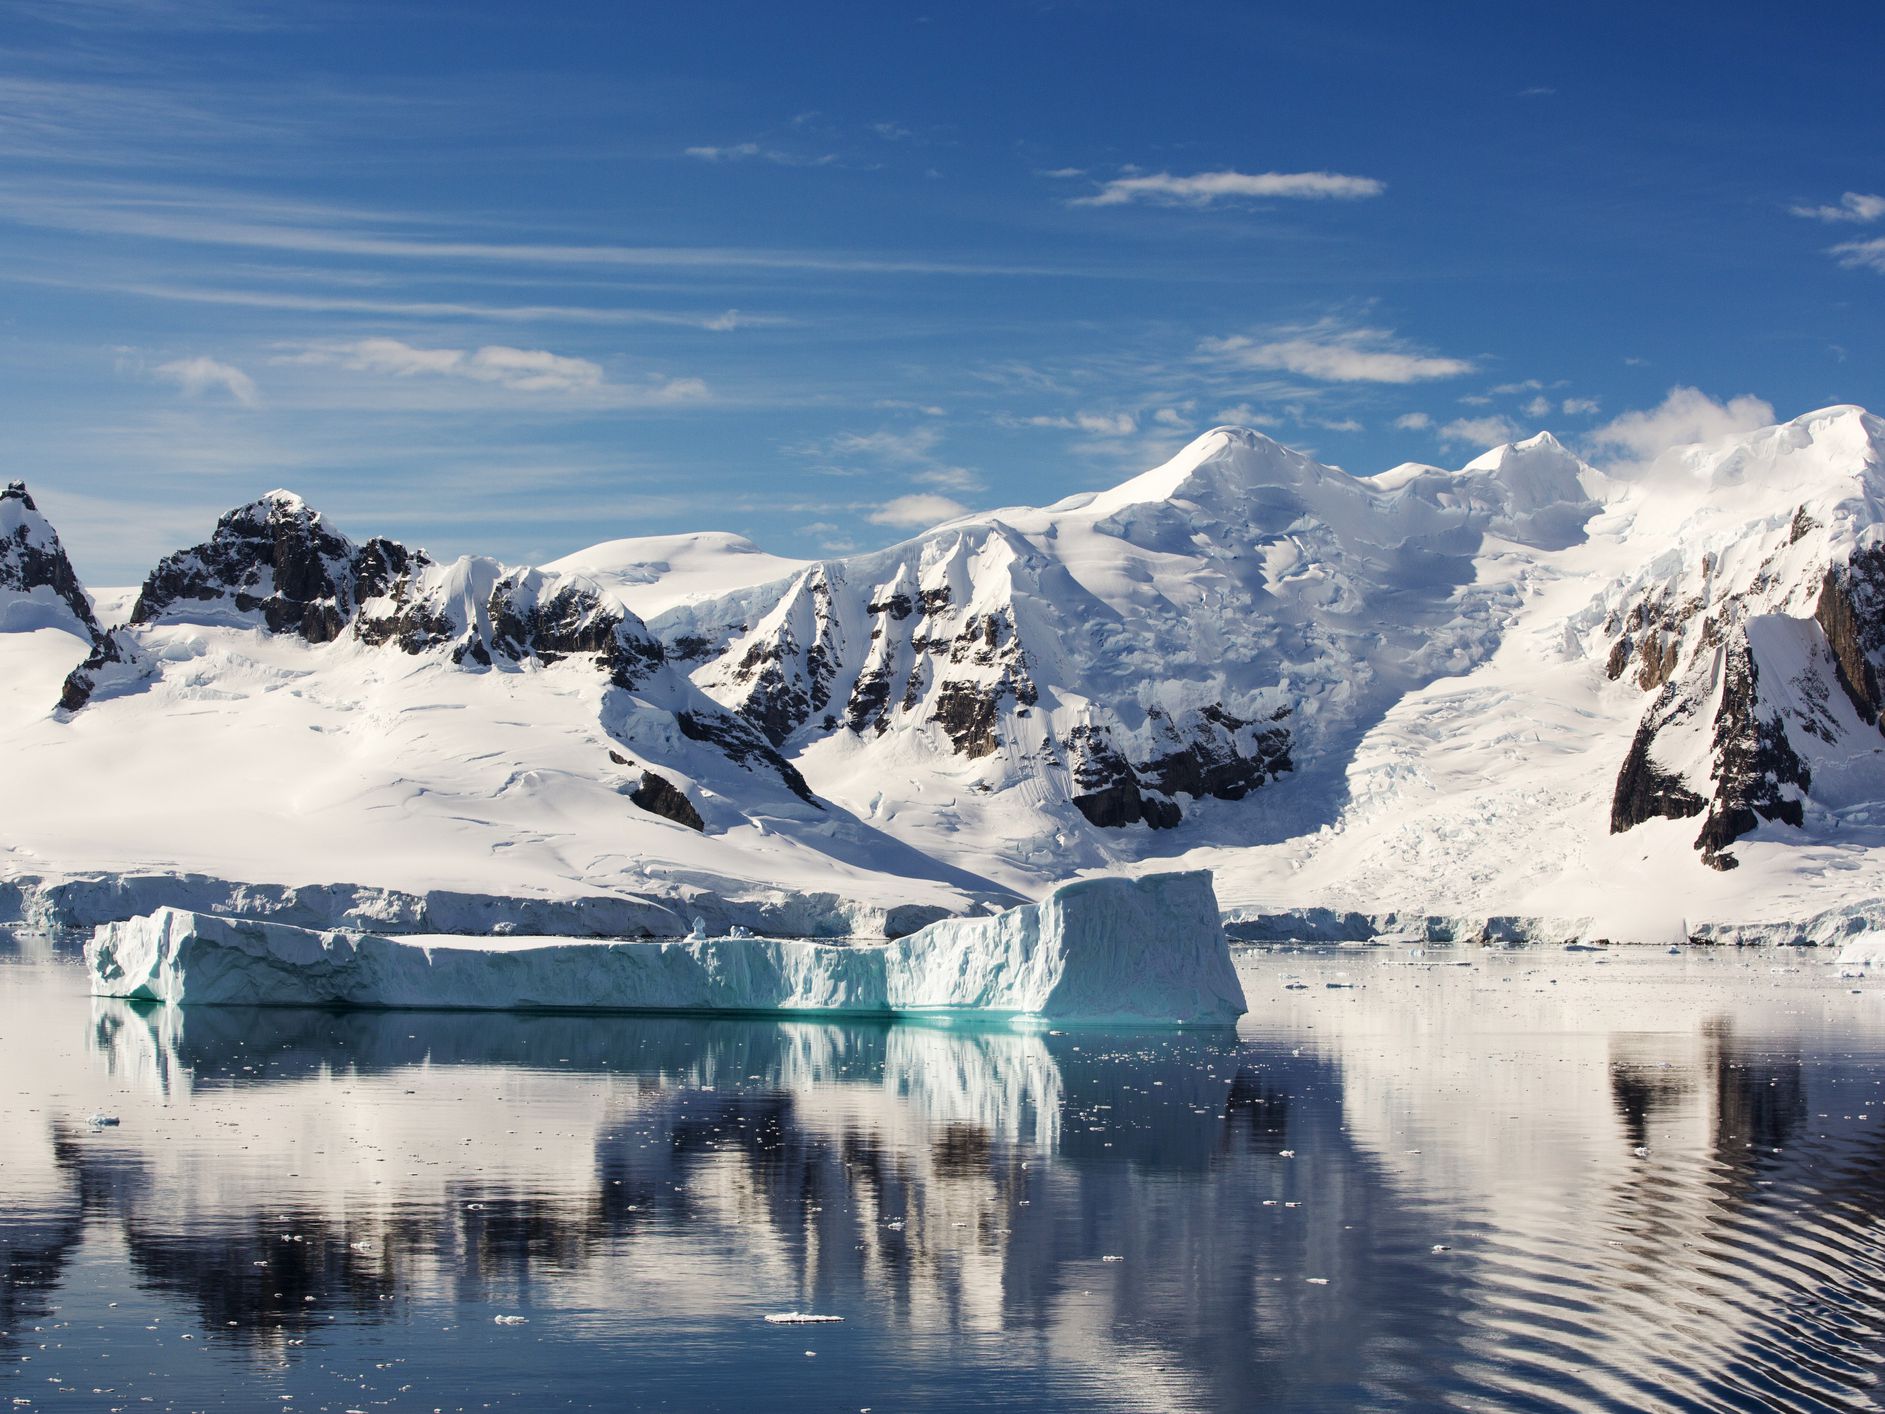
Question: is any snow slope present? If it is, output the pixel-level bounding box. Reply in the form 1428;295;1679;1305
541;531;807;619
0;489;1006;934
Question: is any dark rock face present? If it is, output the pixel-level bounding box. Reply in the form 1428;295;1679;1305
729;633;814;745
58;629;141;713
1815;548;1885;728
675;709;819;806
1609;706;1707;834
489;579;666;692
0;481;102;641
1611;633;1814;869
1140;704;1292;802
932;680;1004;759
132;493;361;642
1692;639;1810;868
629;771;704;831
1064;713;1289;830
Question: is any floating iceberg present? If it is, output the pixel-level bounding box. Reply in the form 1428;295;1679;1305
86;871;1247;1025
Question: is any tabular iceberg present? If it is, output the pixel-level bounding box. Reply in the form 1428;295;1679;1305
86;870;1247;1025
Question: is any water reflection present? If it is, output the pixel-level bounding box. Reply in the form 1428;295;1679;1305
3;950;1884;1412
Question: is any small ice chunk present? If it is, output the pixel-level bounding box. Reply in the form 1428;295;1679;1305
86;1113;120;1127
764;1312;844;1325
493;1314;529;1325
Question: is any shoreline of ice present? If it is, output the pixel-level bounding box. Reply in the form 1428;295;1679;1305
85;871;1249;1026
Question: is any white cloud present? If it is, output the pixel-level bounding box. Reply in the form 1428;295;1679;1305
684;141;837;167
1214;404;1281;427
1589;387;1775;460
1153;406;1188;427
299;337;602;393
916;465;984;492
1072;169;1384;208
279;338;707;404
1393;412;1432;430
1024;411;1137;436
1791;192;1885;224
1201;325;1472;384
1833;236;1885;272
153;355;258;406
1489;379;1544;395
867;493;968;528
1524;395;1553;418
1317;417;1364;433
1561;397;1600;416
1439;414;1521;447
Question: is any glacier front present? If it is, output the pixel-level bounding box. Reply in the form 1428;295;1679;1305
86;871;1247;1025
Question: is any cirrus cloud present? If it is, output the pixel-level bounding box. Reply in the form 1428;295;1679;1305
153;354;258;406
1071;169;1384;208
277;337;708;405
1791;192;1885;224
1200;324;1472;384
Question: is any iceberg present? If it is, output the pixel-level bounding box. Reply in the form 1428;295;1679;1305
86;870;1247;1025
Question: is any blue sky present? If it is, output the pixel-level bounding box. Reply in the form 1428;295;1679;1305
3;0;1881;582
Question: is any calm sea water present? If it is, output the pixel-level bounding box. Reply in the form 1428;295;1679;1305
2;935;1882;1412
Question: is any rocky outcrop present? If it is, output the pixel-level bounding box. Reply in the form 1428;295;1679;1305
629;771;705;832
1609;708;1706;834
131;491;362;641
1814;547;1885;728
1691;638;1810;869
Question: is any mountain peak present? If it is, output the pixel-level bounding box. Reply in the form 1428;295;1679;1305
0;477;102;641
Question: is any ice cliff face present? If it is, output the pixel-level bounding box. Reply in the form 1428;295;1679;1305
0;480;101;642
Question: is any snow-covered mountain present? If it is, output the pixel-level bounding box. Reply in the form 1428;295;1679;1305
5;406;1885;940
0;480;100;641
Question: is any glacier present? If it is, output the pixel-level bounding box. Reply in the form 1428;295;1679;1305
85;870;1248;1025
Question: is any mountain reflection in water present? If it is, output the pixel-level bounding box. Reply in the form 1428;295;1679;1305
3;943;1884;1412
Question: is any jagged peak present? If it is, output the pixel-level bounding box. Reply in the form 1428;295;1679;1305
3;479;32;507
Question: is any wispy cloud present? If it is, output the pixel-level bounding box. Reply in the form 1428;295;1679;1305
1393;411;1432;430
684;141;838;167
61;279;756;329
1791;192;1885;224
1018;410;1137;436
1071;168;1384;208
278;337;707;404
153;354;259;407
1439;414;1520;447
1200;323;1471;384
0;181;1080;278
1832;236;1885;273
867;492;967;528
801;424;985;494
